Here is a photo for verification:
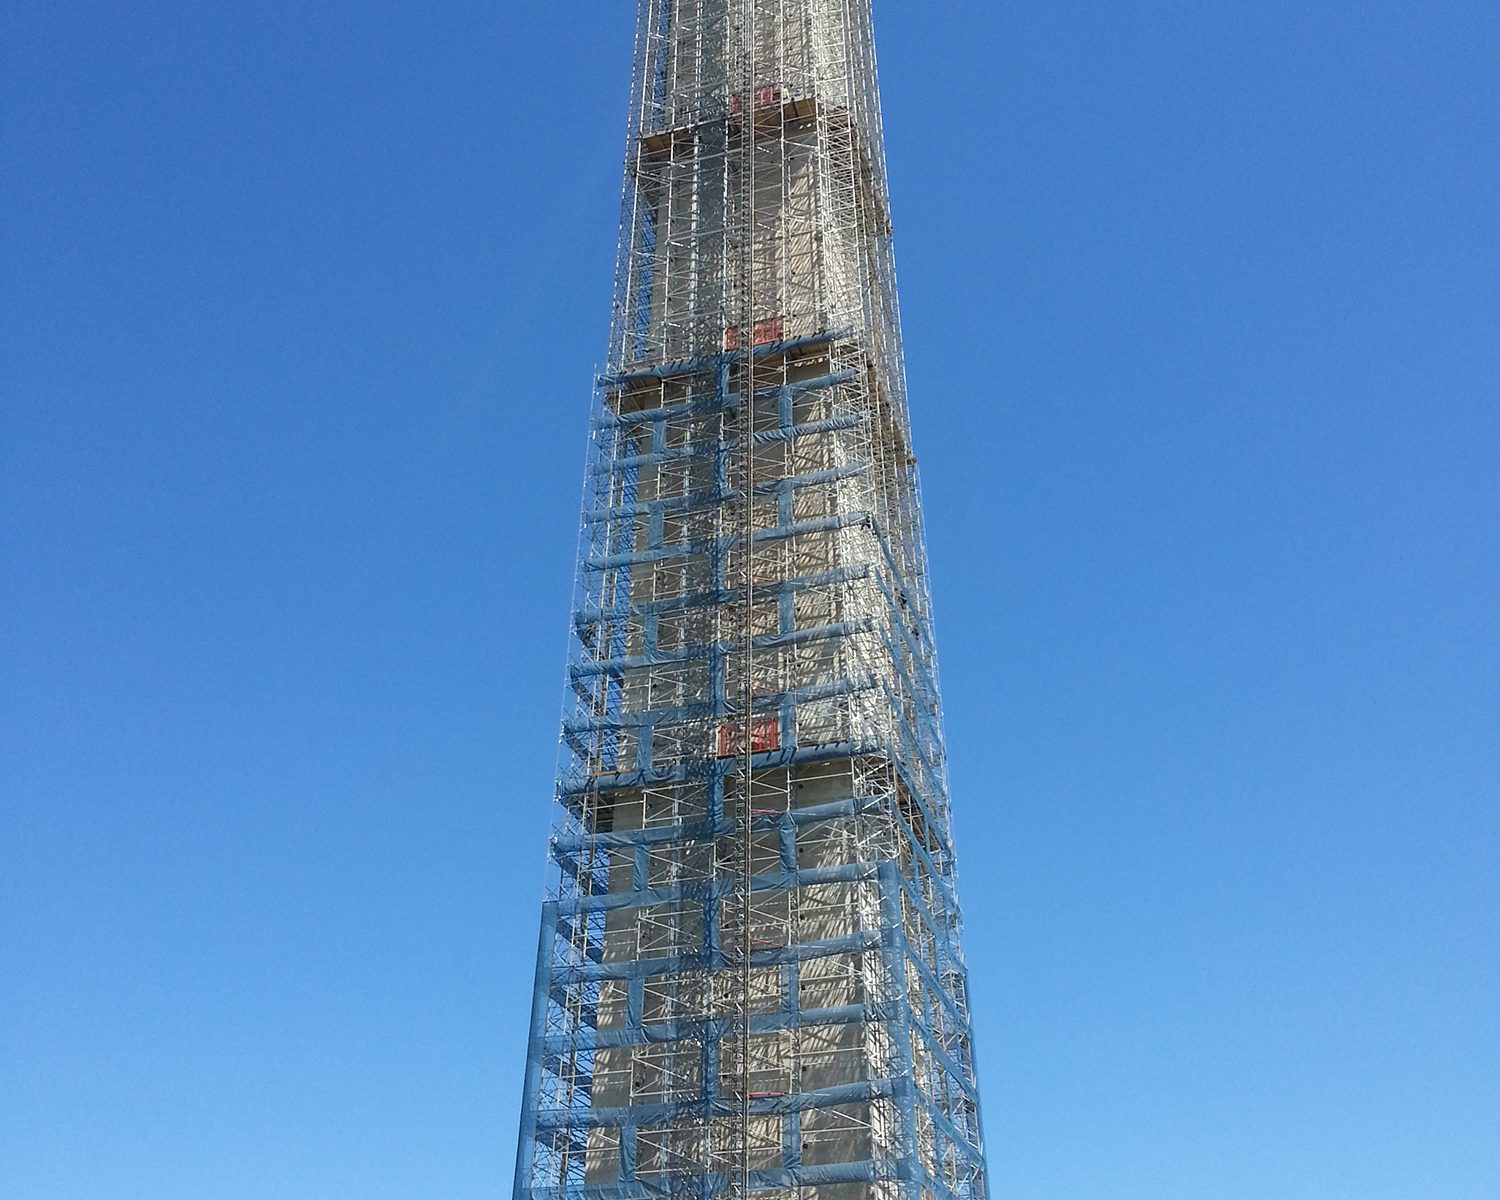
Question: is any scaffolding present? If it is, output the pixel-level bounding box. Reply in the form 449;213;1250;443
514;5;991;1200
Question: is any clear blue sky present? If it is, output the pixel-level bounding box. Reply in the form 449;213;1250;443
3;2;1496;1197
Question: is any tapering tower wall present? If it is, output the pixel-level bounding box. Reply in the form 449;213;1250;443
514;7;990;1200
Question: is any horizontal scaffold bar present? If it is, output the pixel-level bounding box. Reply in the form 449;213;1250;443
558;738;876;798
582;461;866;525
533;1076;900;1131
570;618;873;680
555;928;881;984
601;412;865;474
540;1001;889;1055
913;1084;988;1172
552;794;880;855
562;674;874;736
910;1009;983;1109
599;367;858;429
575;565;869;625
521;1157;911;1200
585;510;869;571
596;328;853;389
554;859;878;917
894;909;978;1054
